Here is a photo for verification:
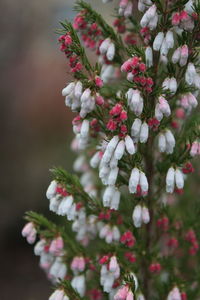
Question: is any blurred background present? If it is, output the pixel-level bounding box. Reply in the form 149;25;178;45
0;0;114;299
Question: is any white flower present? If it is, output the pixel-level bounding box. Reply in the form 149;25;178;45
145;46;153;67
160;38;169;56
124;2;133;17
166;167;175;193
127;89;144;116
165;129;175;154
125;135;136;154
58;195;74;216
49;257;67;281
101;65;115;83
90;151;102;168
175;169;184;189
109;256;118;272
34;239;46;256
46;180;57;200
107;136;120;153
80;119;89;138
180;45;189;67
140;4;157;28
103;185;116;207
139;171;149;192
108;167;119;185
165;31;174;49
158;133;166;153
140;122;149;143
114;140;125;160
74;81;83;99
187;93;198;108
185;63;197;86
62;82;75;96
185;0;194;14
169;77;177;94
49;196;60;213
80;88;91;102
172;47;181;64
107;43;115;61
99;38;111;54
167;286;181;300
131;118;142;138
110;189;121;210
153;32;164;51
142;206;150;224
129;167;140;194
71;275;86;297
49;290;66;300
132;205;143;227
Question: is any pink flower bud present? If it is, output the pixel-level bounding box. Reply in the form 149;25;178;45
64;34;72;46
172;12;180;25
120;110;128;121
121;59;132;72
96;94;105;106
95;76;104;88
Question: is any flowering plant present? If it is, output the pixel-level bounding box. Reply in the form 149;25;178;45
22;0;200;299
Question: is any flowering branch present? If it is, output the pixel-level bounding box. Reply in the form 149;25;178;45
22;0;200;299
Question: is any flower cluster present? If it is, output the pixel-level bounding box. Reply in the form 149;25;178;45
23;0;200;299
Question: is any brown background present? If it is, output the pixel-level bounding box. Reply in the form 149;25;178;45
0;0;114;299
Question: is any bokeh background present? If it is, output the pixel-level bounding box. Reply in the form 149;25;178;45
0;0;114;299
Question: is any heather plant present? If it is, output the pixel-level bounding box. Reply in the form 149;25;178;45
22;1;200;299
